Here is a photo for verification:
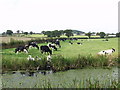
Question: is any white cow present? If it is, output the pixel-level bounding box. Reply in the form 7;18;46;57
97;48;115;55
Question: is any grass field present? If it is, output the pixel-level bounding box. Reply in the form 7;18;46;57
26;34;100;38
2;38;119;71
25;34;47;38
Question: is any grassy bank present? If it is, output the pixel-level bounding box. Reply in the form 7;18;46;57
2;54;118;72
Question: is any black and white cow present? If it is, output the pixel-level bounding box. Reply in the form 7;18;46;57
47;43;57;51
15;46;28;53
69;41;73;44
77;42;82;45
58;38;66;42
55;40;61;48
27;42;39;50
97;48;115;55
73;38;78;41
40;45;52;55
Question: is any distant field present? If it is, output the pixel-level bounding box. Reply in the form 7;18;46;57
1;37;33;43
1;34;100;43
26;34;100;38
25;34;47;37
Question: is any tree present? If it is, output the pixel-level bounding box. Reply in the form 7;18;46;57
6;30;13;35
64;29;73;38
30;31;33;35
52;30;62;37
86;32;92;39
116;32;120;37
96;32;100;35
59;30;64;35
41;31;46;35
24;32;28;35
99;32;106;38
21;31;24;34
16;30;20;34
45;31;52;37
2;32;6;36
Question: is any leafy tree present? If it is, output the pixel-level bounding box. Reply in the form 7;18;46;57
6;30;13;35
86;32;92;38
96;32;100;35
52;30;62;37
30;31;33;35
116;32;120;37
99;32;106;38
16;30;20;34
21;31;24;34
59;30;64;35
45;31;52;37
41;31;46;35
24;32;28;35
2;32;6;35
64;29;73;38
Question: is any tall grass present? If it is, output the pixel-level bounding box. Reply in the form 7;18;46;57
2;54;118;72
3;77;119;88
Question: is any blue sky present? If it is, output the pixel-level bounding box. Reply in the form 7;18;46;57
0;0;119;33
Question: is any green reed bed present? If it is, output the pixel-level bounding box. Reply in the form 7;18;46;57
37;78;119;88
2;54;118;72
2;77;119;88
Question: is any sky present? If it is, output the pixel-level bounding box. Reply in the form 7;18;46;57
0;0;119;33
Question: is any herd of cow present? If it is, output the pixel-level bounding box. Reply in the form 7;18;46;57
15;38;116;56
15;39;62;55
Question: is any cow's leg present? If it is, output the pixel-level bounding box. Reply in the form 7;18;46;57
41;51;43;54
24;49;28;53
16;51;19;54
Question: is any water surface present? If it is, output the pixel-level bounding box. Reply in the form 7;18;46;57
2;67;118;88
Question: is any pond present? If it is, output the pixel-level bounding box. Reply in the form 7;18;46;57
2;67;118;88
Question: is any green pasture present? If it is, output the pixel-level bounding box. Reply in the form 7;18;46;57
2;38;118;58
25;34;47;38
25;34;100;38
2;38;119;71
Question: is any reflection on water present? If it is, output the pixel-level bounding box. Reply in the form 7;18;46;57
2;67;118;88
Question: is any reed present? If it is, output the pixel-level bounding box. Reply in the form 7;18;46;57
2;54;118;72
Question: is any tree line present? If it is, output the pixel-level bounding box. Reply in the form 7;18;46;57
2;30;35;36
42;29;73;38
1;29;120;38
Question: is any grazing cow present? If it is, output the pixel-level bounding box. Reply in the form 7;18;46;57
40;45;52;55
97;48;115;55
55;40;61;48
77;42;82;45
15;46;28;53
69;41;73;44
97;51;106;55
47;43;57;51
58;38;66;42
27;42;39;50
73;38;78;41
